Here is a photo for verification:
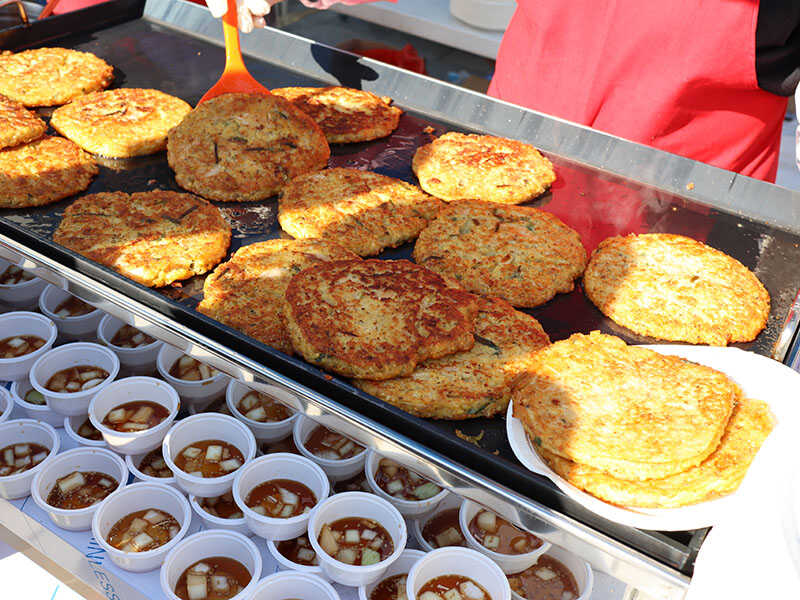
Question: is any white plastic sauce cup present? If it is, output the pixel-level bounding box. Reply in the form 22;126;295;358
364;451;448;518
508;545;594;600
159;530;262;600
266;537;327;578
29;342;120;417
31;447;128;531
308;491;407;587
0;259;48;310
126;452;178;489
0;419;60;499
460;499;550;574
39;285;103;342
411;492;464;553
406;546;511;600
97;314;163;376
251;571;340;600
226;380;300;443
232;453;329;541
10;379;63;428
359;548;425;600
189;492;252;536
89;377;180;455
162;413;256;497
63;415;107;448
0;388;14;424
0;311;57;382
156;345;229;409
91;482;192;572
293;416;367;482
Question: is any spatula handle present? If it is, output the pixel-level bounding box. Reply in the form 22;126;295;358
222;0;247;75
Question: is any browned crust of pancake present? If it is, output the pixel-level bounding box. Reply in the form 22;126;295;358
284;259;479;379
355;296;550;419
278;168;442;256
0;94;46;149
411;132;556;204
53;191;231;287
413;200;586;307
198;239;358;354
271;86;402;143
0;48;113;107
0;136;97;208
51;88;192;158
167;93;330;202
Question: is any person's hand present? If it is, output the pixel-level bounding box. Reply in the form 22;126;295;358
205;0;283;33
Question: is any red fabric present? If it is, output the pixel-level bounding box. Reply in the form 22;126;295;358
53;0;108;14
489;1;788;182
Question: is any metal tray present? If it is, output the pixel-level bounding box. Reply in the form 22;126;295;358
3;1;800;595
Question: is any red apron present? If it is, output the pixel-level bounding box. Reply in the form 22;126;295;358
489;1;788;182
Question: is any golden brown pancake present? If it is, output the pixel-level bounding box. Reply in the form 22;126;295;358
355;296;550;419
513;332;737;481
198;239;358;354
278;168;442;256
167;93;330;202
412;132;556;204
583;233;770;345
51;88;191;158
539;398;773;508
53;191;231;287
0;94;46;149
284;259;479;380
414;200;586;307
0;136;97;208
271;86;402;143
0;48;113;107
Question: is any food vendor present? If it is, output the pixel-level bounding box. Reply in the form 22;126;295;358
208;0;800;183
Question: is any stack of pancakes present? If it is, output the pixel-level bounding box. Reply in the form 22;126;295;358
513;332;773;508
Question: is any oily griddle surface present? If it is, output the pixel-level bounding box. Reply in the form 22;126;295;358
5;17;800;574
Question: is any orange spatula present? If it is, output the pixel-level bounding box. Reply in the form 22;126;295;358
198;0;271;104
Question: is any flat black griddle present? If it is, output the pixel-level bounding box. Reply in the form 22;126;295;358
4;2;800;579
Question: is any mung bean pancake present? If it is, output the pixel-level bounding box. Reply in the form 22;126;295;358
167;92;329;202
413;200;586;307
198;239;357;354
278;168;442;256
53;191;230;288
355;296;549;419
51;88;191;158
0;94;46;149
0;136;97;208
271;86;402;143
411;132;556;204
513;332;737;481
284;259;479;380
0;48;113;107
538;398;773;508
583;233;770;345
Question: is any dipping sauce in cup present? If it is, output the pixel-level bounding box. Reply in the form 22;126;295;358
46;470;118;509
318;517;394;567
107;508;181;553
0;335;45;358
175;556;251;600
175;440;244;478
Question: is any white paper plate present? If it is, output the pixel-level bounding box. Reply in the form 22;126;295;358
506;345;800;531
